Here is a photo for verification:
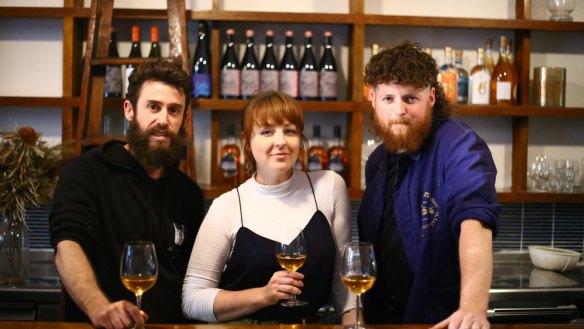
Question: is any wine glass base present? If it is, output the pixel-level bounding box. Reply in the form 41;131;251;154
280;299;308;307
549;15;573;21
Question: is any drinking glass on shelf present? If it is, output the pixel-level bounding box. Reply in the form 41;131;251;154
120;241;158;311
341;242;377;329
275;228;308;307
528;155;553;191
554;159;577;192
548;0;576;21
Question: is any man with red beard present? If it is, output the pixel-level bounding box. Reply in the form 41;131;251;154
358;41;500;329
50;59;204;329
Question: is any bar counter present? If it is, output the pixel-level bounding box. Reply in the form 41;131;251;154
2;322;584;329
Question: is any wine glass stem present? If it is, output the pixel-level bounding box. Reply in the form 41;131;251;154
136;293;142;311
355;294;361;329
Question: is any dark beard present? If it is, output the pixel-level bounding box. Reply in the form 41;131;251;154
126;119;186;169
373;112;432;154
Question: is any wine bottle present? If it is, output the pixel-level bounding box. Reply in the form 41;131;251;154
363;43;379;101
453;49;468;104
319;31;337;101
490;36;518;105
307;125;328;171
280;30;298;98
148;25;161;58
469;48;491;105
299;30;319;100
220;124;241;186
125;26;142;95
220;28;241;99
506;38;514;66
104;26;122;98
240;29;259;99
192;21;211;98
260;30;279;92
328;125;348;181
437;46;457;104
484;38;495;74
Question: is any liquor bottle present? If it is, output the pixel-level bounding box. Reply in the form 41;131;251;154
280;30;299;98
363;43;379;101
490;35;518;105
240;29;259;99
220;28;241;99
299;30;319;100
192;21;211;98
125;26;142;95
469;48;491;105
484;38;495;74
438;46;457;104
328;125;349;181
506;38;514;66
220;124;241;186
319;31;337;101
104;26;122;98
148;25;161;58
307;125;328;171
260;30;279;92
453;49;468;104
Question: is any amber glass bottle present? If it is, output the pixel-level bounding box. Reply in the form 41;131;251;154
490;36;518;105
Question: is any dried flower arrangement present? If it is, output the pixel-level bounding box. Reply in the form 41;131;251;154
0;126;68;282
0;126;65;226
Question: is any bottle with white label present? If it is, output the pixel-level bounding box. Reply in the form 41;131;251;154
240;29;259;99
280;30;298;98
469;48;491;105
220;29;241;99
299;30;319;100
490;35;517;105
260;30;279;92
319;31;337;101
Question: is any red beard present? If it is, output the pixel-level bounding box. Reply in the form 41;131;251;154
373;112;432;154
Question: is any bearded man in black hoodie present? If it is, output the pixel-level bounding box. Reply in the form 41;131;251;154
50;59;204;329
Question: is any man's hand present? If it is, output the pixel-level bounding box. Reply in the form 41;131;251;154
430;309;489;329
89;300;148;329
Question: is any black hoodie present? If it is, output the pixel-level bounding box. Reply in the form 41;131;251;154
49;141;204;323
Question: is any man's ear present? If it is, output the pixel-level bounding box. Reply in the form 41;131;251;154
123;100;134;121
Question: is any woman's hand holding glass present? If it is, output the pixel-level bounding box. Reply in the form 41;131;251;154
275;228;308;307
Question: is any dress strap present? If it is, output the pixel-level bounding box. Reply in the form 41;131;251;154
236;187;244;227
304;172;319;211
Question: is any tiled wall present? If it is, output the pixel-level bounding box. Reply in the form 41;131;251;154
24;202;584;254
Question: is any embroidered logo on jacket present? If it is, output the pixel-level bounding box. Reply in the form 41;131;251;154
173;222;185;246
421;191;439;237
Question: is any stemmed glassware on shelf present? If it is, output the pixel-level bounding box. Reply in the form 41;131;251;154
275;228;308;307
548;0;576;21
528;155;553;191
341;242;377;329
120;241;158;312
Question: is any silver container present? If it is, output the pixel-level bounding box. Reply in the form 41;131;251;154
533;66;566;107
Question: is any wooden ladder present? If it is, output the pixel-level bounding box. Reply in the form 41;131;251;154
75;0;196;180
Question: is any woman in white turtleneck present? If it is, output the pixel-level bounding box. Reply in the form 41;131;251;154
182;90;356;324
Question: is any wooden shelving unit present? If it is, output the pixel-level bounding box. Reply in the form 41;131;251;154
1;0;583;202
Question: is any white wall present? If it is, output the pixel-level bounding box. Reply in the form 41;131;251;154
1;0;584;188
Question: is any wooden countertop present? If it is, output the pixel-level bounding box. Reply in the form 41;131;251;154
1;322;584;329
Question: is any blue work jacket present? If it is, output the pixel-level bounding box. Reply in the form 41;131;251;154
358;119;500;323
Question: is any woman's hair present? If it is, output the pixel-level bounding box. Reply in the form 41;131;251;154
240;90;308;177
364;40;452;120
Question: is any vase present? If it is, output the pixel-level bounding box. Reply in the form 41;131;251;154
0;213;30;284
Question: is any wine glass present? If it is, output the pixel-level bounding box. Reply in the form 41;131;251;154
341;242;377;329
275;228;308;307
120;241;158;311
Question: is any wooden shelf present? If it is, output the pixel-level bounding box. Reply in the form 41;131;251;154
2;2;583;204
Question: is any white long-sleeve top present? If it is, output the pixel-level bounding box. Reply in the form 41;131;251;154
182;169;355;322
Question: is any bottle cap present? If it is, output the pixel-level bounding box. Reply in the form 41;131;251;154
324;31;332;37
266;30;274;37
151;26;159;42
304;30;312;38
226;28;235;35
286;30;294;37
131;26;141;42
246;29;254;37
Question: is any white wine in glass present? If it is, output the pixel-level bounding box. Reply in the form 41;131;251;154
341;242;376;329
275;228;308;307
120;241;158;311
